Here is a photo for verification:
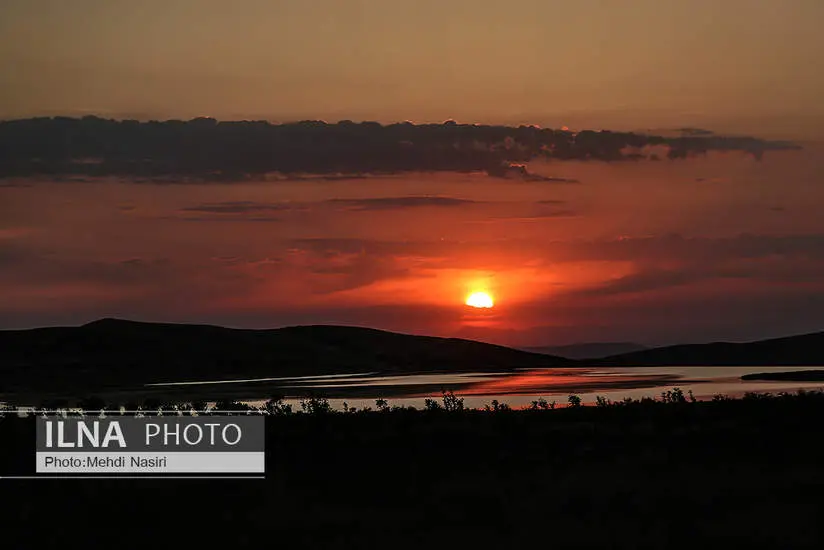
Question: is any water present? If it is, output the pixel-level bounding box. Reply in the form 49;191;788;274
145;372;380;387
151;365;824;410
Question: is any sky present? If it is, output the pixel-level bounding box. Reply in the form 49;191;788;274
2;147;823;346
1;0;824;137
1;0;823;346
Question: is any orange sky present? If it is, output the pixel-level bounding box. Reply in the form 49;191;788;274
2;147;823;346
1;0;823;138
1;1;823;345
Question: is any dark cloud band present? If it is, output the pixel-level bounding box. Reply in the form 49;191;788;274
0;117;801;181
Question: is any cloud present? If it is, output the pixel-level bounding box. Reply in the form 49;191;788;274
501;210;578;220
326;196;478;211
676;128;715;136
486;163;580;183
179;201;292;214
4;224;824;345
0;230;39;268
550;233;824;299
178;216;281;223
289;233;824;266
569;268;715;298
289;238;376;254
301;252;413;294
0;243;31;267
20;256;178;286
284;233;824;300
0;182;33;188
287;238;474;262
0;227;35;240
536;233;824;264
467;210;578;224
169;200;302;222
0;117;800;181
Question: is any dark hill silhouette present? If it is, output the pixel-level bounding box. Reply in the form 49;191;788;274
593;330;824;366
0;318;573;393
523;342;647;360
741;370;824;381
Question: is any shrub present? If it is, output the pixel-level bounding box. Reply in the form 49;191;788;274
529;397;553;410
484;399;511;412
300;397;333;415
441;390;465;412
661;388;687;404
424;398;442;411
214;400;256;415
743;391;773;401
265;398;294;416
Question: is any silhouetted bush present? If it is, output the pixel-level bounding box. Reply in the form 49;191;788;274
9;387;824;420
743;391;772;401
214;399;257;415
4;387;824;547
264;398;294;416
484;399;511;412
595;396;611;408
529;397;554;410
424;398;441;411
441;390;465;412
660;388;687;404
300;397;333;415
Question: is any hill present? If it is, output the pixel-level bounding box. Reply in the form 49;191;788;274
523;342;647;360
741;370;824;381
592;330;824;366
0;318;573;394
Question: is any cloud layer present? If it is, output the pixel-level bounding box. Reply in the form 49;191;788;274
0;116;801;181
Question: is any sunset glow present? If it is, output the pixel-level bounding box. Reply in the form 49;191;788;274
0;1;821;348
466;292;494;309
1;1;822;542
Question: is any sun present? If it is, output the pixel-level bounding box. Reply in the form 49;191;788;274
466;291;494;308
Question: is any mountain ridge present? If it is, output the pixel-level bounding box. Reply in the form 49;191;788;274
592;330;824;366
522;342;648;360
2;319;824;398
0;318;574;394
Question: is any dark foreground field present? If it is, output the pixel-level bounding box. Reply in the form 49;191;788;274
2;392;824;548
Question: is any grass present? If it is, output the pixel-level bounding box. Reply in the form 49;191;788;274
2;389;824;547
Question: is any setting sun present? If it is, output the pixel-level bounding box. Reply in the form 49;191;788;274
466;291;494;308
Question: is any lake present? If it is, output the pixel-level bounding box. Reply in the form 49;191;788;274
146;365;824;410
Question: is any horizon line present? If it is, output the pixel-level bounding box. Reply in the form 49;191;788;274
2;316;822;350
